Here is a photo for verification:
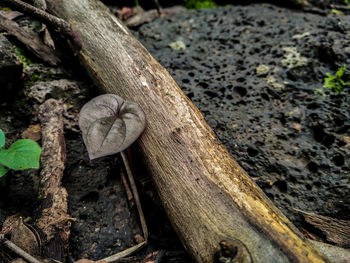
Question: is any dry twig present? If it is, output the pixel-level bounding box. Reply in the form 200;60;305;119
0;237;43;263
3;0;82;49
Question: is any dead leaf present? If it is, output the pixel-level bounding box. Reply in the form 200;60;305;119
10;217;40;256
121;7;134;20
21;124;41;141
1;213;21;235
125;10;159;28
79;94;146;160
292;122;302;133
134;233;145;244
141;251;159;263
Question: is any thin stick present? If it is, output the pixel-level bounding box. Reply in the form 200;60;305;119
121;169;135;208
120;151;148;241
101;151;148;262
153;0;161;16
1;238;43;263
102;241;146;263
0;14;60;65
2;0;82;49
330;4;350;11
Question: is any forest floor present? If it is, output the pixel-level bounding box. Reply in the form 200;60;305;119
0;1;349;262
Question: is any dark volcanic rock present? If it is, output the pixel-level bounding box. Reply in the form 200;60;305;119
133;4;350;223
63;138;141;260
0;35;22;101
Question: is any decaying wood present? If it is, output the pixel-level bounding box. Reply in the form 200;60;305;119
3;0;69;39
36;99;70;262
32;0;55;50
296;209;350;248
0;13;59;65
46;1;330;262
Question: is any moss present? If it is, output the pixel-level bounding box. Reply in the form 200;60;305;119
1;7;11;11
281;47;308;69
183;0;216;9
323;65;350;94
265;75;284;91
14;47;33;68
256;64;270;77
169;40;186;51
331;9;344;15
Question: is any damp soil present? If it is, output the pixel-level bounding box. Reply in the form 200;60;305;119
0;2;349;263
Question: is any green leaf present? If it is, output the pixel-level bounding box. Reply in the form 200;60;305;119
0;139;41;170
0;129;5;148
0;165;9;178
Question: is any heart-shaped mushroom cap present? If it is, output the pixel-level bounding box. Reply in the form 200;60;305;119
79;94;146;159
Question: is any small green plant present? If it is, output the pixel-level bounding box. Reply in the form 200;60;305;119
323;65;350;93
331;9;344;15
345;0;350;6
183;0;216;9
0;129;41;178
14;47;33;67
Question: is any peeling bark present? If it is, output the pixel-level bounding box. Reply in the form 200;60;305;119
36;99;70;262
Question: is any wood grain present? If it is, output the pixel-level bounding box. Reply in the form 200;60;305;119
46;1;329;262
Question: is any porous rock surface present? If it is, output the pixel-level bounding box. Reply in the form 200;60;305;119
133;4;350;223
0;35;22;101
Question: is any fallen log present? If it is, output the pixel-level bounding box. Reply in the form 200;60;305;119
46;1;329;262
37;99;70;262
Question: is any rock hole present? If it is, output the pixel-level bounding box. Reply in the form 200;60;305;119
266;192;274;200
233;86;247;97
261;93;270;101
187;92;194;99
236;77;245;83
313;181;321;187
307;161;318;173
197;82;208;89
312;125;335;147
247;147;259;157
274;180;288;193
188;72;195;77
80;191;99;203
332;154;344;167
337;140;346;147
79;214;87;220
204;90;217;98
